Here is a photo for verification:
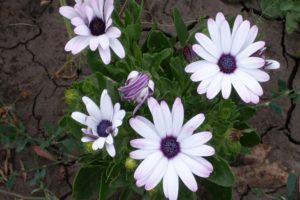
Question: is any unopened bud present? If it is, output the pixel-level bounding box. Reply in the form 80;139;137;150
125;157;137;170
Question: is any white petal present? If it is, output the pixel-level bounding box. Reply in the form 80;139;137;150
190;64;220;82
97;0;104;19
230;74;251;103
182;145;215;157
249;90;260;104
89;37;99;51
106;143;116;157
178;113;205;141
232;15;243;38
100;90;113;120
230;20;250;56
71;17;85;26
81;136;94;142
129;117;160;141
160;101;172;134
130;139;160;150
178;153;213;178
180;131;212;149
106;27;121;38
130;149;156;160
109;38;125;59
163;161;179;200
244;25;258;48
145;157;168;190
237;57;265;69
82;96;101;120
220;20;232;54
85;6;94;23
236;41;265;60
65;36;90;55
240;68;270;82
195;33;221;59
104;0;114;23
59;6;78;19
207;18;221;50
98;35;110;50
235;69;263;96
106;134;114;144
173;157;198;192
71;112;87;125
221;74;232;99
197;76;214;94
171;98;184;137
192;157;214;171
147;98;166;138
98;46;111;65
92;137;106;150
192;44;218;63
134;151;163;180
215;12;225;27
74;25;90;36
86;116;99;130
185;60;218;73
206;73;223;99
265;59;280;69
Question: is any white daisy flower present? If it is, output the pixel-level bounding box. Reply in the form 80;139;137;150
71;89;126;157
59;0;125;65
185;12;280;104
129;97;215;200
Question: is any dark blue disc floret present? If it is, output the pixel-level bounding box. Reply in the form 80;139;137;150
218;54;237;74
160;136;180;159
89;17;106;36
97;120;112;137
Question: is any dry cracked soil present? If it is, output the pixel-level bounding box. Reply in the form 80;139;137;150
0;0;300;199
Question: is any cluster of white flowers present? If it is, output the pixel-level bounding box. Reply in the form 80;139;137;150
60;0;125;65
62;1;280;199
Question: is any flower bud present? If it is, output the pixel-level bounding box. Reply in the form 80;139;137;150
125;157;137;170
119;71;154;115
84;142;94;153
183;45;197;63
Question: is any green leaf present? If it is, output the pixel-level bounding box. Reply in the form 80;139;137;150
260;0;283;18
208;156;235;187
286;12;300;34
287;173;298;200
173;8;189;46
125;23;142;41
203;181;232;200
147;31;171;53
238;106;256;122
280;0;294;11
99;172;108;200
73;166;102;200
240;130;260;147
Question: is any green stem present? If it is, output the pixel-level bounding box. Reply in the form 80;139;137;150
59;0;73;39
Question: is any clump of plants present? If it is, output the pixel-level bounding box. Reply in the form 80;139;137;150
57;0;282;199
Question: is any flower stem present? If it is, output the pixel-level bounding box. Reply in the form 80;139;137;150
59;0;73;39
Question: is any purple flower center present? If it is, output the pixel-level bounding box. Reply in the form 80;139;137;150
97;120;112;137
218;54;236;74
160;136;180;159
89;17;106;36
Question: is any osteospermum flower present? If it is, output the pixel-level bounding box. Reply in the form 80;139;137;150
129;97;215;200
185;12;280;104
119;71;154;115
71;90;125;157
59;0;125;64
